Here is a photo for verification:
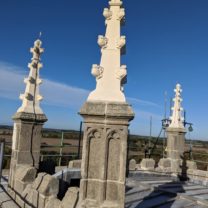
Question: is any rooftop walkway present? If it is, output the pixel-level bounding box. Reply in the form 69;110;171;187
0;171;208;208
0;176;19;208
126;171;208;208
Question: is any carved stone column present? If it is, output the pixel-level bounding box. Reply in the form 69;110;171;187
78;102;134;208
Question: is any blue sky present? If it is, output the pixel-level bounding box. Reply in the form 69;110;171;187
0;0;208;140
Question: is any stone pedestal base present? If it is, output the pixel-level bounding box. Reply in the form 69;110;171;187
8;112;47;190
166;127;186;160
78;102;134;208
165;127;186;176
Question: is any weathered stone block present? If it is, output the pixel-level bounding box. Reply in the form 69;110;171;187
45;196;61;208
128;159;136;171
11;165;37;204
32;173;59;196
157;158;171;172
68;160;82;169
140;158;155;171
136;164;141;170
61;187;79;208
186;160;197;170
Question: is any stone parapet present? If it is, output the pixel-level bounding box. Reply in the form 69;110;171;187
156;158;171;173
187;169;208;186
68;160;82;169
186;160;197;170
129;159;136;171
140;158;155;171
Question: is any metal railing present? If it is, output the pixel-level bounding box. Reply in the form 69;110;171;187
1;130;208;179
0;129;83;174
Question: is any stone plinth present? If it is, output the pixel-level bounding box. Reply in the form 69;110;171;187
166;127;186;175
166;127;186;160
140;159;155;171
129;159;136;171
8;112;47;190
68;160;82;169
156;158;171;173
78;102;134;208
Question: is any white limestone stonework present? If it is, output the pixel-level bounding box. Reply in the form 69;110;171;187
169;83;184;128
87;0;127;102
17;39;44;114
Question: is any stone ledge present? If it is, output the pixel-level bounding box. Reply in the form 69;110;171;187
79;102;134;119
166;127;186;133
13;112;47;122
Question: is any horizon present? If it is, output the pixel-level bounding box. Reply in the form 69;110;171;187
0;0;208;140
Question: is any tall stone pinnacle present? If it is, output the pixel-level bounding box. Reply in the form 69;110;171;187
87;0;126;102
169;83;185;128
78;1;134;207
17;39;44;114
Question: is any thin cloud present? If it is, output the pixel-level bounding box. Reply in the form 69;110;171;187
0;61;161;110
127;97;160;108
133;109;163;121
0;61;89;109
42;79;89;108
0;62;25;100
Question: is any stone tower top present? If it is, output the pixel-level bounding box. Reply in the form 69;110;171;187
17;39;44;114
87;0;127;102
169;83;185;129
109;0;123;6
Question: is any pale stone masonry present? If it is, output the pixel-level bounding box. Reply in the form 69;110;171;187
88;0;127;102
79;103;134;208
8;39;47;192
78;0;134;207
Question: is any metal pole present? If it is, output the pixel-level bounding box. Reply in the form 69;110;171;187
163;92;168;158
0;139;5;184
163;130;165;158
148;116;152;157
59;132;64;166
77;121;83;159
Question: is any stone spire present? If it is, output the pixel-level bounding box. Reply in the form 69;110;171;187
78;1;134;207
169;83;185;129
87;0;126;102
17;39;44;114
8;39;47;193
